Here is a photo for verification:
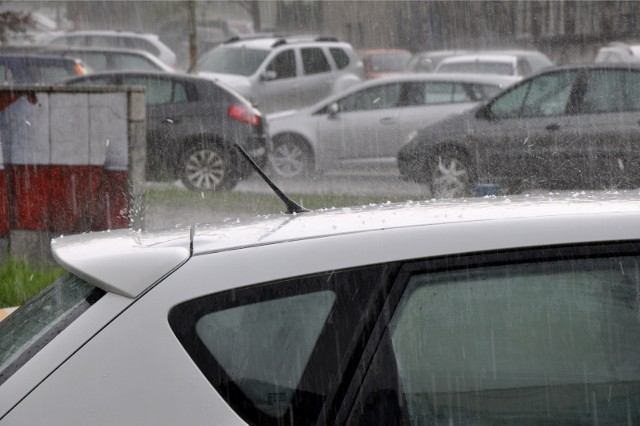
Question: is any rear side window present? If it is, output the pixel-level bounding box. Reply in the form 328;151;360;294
348;243;640;424
170;264;397;426
301;47;331;75
122;76;189;105
330;47;350;69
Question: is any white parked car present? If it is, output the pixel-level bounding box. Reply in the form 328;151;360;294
267;73;518;178
191;35;364;113
595;41;640;63
2;194;640;424
44;30;178;69
434;50;553;78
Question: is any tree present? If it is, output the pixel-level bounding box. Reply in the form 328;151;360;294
0;8;33;44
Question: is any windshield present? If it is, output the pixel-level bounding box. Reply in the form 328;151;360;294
192;46;269;76
0;274;104;385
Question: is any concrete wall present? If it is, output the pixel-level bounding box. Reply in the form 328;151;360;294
0;86;146;263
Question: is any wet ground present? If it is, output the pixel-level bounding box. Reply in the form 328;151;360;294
143;173;433;229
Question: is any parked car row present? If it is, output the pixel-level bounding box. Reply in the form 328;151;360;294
267;73;518;178
398;63;640;197
7;30;640;196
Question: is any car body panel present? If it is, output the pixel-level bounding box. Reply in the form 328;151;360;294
0;292;133;419
3;195;640;423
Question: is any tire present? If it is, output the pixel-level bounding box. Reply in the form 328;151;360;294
180;143;238;192
428;150;473;198
270;135;312;178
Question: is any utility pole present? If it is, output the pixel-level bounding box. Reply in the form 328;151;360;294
188;0;198;69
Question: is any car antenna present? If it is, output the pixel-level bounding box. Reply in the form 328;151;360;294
234;143;310;214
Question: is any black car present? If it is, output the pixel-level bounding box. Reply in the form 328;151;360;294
65;71;268;191
397;63;640;198
0;54;87;84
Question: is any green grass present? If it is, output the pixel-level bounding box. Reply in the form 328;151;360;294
0;258;65;308
145;187;412;215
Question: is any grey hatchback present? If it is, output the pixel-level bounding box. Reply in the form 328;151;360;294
66;71;268;191
398;63;640;197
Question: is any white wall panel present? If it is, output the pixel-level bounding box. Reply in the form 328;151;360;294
50;93;90;165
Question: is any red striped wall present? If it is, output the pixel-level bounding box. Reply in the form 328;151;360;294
2;91;130;234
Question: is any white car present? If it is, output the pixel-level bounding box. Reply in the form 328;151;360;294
267;73;518;178
44;30;178;69
191;35;364;113
2;193;640;424
434;51;553;78
595;41;640;63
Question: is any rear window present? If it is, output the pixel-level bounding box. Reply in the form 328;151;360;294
0;274;104;385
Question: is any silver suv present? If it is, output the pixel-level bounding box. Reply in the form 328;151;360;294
191;35;364;113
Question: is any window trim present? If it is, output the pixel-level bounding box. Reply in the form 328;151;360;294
169;263;400;426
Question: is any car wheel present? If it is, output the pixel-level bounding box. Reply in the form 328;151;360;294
270;136;312;178
181;144;238;191
428;151;472;198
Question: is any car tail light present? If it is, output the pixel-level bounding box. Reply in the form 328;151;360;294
228;104;261;126
74;63;87;76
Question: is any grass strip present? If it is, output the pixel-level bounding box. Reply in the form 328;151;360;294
145;187;412;215
0;258;65;308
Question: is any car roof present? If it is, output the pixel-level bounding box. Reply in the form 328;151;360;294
439;54;519;64
50;30;160;40
65;70;206;83
285;72;519;113
51;193;640;299
0;53;80;64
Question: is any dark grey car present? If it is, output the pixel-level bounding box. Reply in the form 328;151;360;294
398;64;640;197
66;71;268;191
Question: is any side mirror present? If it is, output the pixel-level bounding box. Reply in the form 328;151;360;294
260;70;277;81
328;102;340;118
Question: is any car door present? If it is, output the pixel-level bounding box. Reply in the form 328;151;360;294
315;82;402;173
473;69;581;189
297;47;335;106
121;75;193;178
256;48;299;112
571;68;640;189
399;80;478;151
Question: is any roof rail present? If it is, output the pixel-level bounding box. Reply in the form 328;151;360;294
223;32;290;44
269;35;340;48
